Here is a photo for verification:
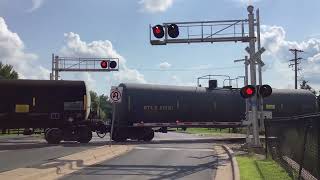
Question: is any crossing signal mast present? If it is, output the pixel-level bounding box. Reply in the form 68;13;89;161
50;54;119;80
150;5;267;147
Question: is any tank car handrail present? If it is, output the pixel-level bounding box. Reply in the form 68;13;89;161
269;112;320;122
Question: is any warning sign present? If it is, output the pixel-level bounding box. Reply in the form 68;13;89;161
110;86;123;103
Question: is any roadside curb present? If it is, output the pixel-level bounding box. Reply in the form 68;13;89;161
0;145;133;180
222;145;240;180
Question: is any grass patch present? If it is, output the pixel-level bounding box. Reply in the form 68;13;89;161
183;128;230;134
175;128;246;135
237;155;291;180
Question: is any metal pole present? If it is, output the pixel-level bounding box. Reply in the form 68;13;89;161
51;54;54;80
295;50;298;89
54;56;59;80
257;8;262;87
109;103;116;147
264;119;268;159
245;56;251;140
248;5;260;147
245;56;249;86
257;8;265;131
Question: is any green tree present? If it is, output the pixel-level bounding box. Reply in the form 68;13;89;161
0;62;19;79
300;80;316;95
99;94;112;119
89;91;112;120
89;91;99;116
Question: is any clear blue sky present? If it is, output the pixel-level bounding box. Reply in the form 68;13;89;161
1;0;320;95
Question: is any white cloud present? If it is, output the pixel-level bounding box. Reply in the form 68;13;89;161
27;0;45;12
230;0;261;5
170;75;194;86
60;32;146;90
260;25;320;89
0;17;49;79
139;0;174;13
159;62;172;69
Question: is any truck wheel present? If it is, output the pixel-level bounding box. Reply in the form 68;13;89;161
77;127;93;143
45;128;63;144
143;129;154;142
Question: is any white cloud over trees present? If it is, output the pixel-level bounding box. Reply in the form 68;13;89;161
60;32;146;90
0;17;50;79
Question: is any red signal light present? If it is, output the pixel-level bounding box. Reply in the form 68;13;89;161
246;88;254;95
240;85;256;98
152;25;164;39
100;60;108;69
155;28;161;34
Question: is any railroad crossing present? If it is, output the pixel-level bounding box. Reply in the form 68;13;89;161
150;5;266;147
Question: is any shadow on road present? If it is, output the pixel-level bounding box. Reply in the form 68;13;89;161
0;137;245;151
62;160;220;180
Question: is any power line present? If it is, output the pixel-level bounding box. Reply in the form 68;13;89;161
133;66;243;71
289;49;304;89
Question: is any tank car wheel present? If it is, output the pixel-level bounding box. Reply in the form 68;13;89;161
143;129;154;142
112;130;127;142
77;127;93;143
45;128;63;144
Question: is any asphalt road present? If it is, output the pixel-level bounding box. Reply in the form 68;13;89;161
0;134;108;173
61;133;219;180
0;132;227;179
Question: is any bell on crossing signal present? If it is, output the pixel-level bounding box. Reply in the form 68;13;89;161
152;25;164;39
240;85;256;98
258;84;272;98
109;61;117;69
168;24;179;38
100;60;108;69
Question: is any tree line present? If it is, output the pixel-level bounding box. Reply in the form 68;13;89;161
89;91;112;120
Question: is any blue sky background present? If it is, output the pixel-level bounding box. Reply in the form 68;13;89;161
1;0;320;95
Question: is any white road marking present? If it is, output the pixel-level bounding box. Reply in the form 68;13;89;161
134;146;214;152
0;150;8;153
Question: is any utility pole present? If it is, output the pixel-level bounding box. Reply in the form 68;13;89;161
289;49;304;89
234;56;249;117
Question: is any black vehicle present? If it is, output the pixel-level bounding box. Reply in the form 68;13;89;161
0;79;103;144
111;83;318;142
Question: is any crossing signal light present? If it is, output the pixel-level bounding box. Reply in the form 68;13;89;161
168;24;179;38
100;60;108;69
109;61;117;69
152;25;164;39
258;84;272;98
100;60;117;69
240;85;256;98
240;84;272;99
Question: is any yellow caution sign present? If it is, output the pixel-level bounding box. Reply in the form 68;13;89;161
15;104;30;113
265;104;275;110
